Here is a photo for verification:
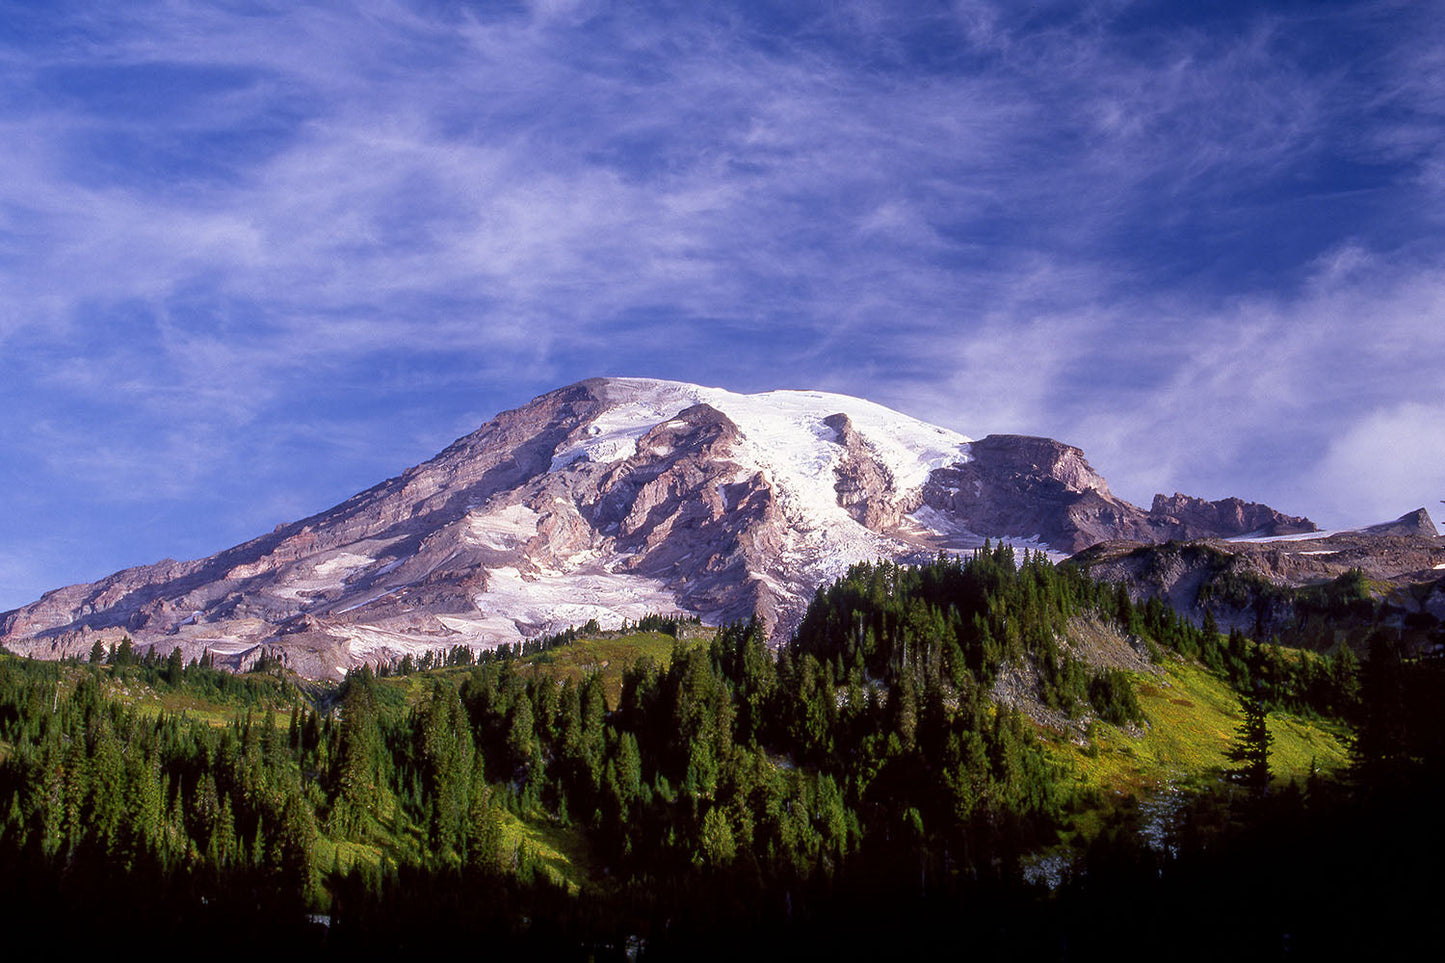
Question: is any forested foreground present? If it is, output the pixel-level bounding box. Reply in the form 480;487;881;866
0;546;1440;957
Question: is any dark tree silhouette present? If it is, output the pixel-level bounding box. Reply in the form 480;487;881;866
1226;691;1272;794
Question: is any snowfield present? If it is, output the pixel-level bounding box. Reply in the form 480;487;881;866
471;565;681;637
587;379;974;502
451;379;983;646
578;379;977;559
1227;529;1344;543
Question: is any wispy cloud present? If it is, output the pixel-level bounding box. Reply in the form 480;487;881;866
1059;246;1445;520
1;0;1442;607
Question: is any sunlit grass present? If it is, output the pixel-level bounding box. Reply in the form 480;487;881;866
499;809;592;893
313;835;386;876
518;630;703;707
1047;655;1351;800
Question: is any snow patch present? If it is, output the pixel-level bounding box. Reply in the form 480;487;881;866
995;537;1071;565
694;384;971;514
592;378;973;504
907;504;986;549
370;557;405;578
195;639;256;656
330;623;458;661
695;384;972;585
437;614;527;645
315;552;374;577
271;551;378;600
1229;530;1343;543
904;505;1067;562
335;588;406;614
468;565;682;639
549;396;693;471
466;503;542;549
556;379;979;600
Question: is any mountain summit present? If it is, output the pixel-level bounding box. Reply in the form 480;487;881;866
1;377;1314;677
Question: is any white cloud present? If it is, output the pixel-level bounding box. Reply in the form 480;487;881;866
1057;248;1445;522
1316;403;1445;530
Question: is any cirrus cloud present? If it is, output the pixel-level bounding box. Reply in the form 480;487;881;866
1;0;1443;607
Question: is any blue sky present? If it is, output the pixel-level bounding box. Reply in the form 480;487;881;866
2;0;1443;610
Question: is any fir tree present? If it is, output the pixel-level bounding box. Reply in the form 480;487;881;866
1226;691;1272;794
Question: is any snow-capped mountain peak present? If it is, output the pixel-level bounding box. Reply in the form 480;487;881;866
0;377;1315;678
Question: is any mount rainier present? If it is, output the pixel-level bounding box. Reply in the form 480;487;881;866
1;377;1315;678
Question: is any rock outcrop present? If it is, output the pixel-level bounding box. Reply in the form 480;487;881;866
918;435;1317;552
1362;507;1440;538
1147;493;1317;539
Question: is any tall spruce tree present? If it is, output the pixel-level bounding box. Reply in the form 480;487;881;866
1226;691;1272;794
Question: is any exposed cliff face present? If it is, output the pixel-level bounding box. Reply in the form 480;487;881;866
918;435;1316;553
0;377;1318;678
1148;493;1316;539
824;412;914;530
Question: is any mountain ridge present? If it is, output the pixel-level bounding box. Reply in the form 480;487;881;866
1071;506;1444;648
2;376;1317;677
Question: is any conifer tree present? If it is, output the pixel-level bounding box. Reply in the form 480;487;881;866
335;668;382;837
1226;692;1272;794
465;767;502;873
165;646;185;687
1352;629;1407;785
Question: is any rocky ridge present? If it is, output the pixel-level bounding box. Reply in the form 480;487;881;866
917;436;1314;552
1070;508;1445;647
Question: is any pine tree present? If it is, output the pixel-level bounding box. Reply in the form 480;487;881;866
465;767;502;873
1226;691;1272;794
164;646;185;687
1352;629;1407;785
418;681;475;855
1201;607;1220;643
335;667;382;836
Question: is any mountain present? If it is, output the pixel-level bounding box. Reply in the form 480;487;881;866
0;377;1316;677
1071;507;1445;649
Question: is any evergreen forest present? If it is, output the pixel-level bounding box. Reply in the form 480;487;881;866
0;545;1440;957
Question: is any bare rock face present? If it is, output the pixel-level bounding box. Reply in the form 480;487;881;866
919;435;1115;551
1362;507;1439;538
824;412;913;530
1148;493;1317;539
918;435;1317;552
0;377;1318;677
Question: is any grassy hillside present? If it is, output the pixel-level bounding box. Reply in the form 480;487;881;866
517;629;693;707
1049;656;1350;801
371;628;701;711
